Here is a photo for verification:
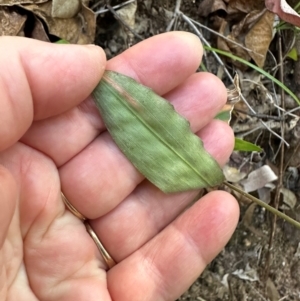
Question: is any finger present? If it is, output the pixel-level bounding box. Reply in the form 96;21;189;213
0;165;17;301
59;74;229;218
0;37;105;151
106;31;203;94
198;119;234;166
21;31;203;166
107;191;239;301
90;120;234;260
163;72;227;132
0;165;16;248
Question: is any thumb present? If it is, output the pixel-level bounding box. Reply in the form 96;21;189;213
0;37;106;151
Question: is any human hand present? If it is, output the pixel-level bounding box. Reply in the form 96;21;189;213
0;32;239;301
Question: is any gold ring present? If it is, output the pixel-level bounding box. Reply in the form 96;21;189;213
85;222;116;269
61;192;116;269
61;192;86;220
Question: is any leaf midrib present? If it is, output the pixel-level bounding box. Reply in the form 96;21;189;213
102;76;212;186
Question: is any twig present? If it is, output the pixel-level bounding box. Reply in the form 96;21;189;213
103;1;143;41
294;33;300;97
284;105;300;115
275;104;300;118
234;108;285;121
180;13;234;81
91;0;103;10
224;182;300;229
266;49;282;117
94;0;136;15
189;18;263;58
180;12;289;146
278;296;290;301
264;32;286;283
266;49;285;161
166;0;182;31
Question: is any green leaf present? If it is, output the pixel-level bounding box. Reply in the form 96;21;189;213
234;138;262;152
215;110;231;122
92;71;224;193
55;39;70;44
215;104;234;123
287;47;298;61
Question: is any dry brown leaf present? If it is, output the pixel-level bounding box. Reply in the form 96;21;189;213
198;0;227;17
232;263;259;282
223;165;247;182
52;0;81;19
0;0;46;5
228;0;265;14
257;185;274;204
217;20;251;69
0;6;26;36
227;73;241;103
205;0;276;68
245;10;275;67
265;0;300;27
217;19;231;51
241;165;278;193
231;9;266;37
233;99;248;120
265;278;280;301
280;187;297;210
21;1;96;44
31;16;49;41
226;35;251;67
115;0;137;46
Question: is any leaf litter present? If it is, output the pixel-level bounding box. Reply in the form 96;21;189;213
0;0;96;43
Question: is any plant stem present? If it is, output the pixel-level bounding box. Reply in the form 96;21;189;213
223;181;300;229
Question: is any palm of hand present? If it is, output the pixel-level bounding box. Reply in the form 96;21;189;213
0;33;238;301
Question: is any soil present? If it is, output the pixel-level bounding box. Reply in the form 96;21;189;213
93;0;300;300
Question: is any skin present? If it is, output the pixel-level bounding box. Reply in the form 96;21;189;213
0;32;239;301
